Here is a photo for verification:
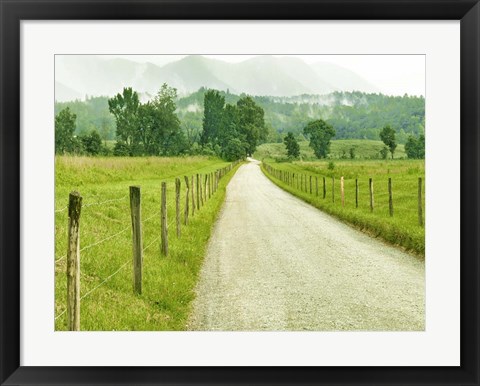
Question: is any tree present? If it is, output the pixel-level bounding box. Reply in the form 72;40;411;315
137;102;158;155
349;146;356;159
379;125;397;159
80;130;103;155
284;132;300;158
55;107;77;154
201;90;225;146
236;96;266;156
108;87;141;156
151;84;187;155
303;119;336;159
405;134;425;159
222;138;247;161
380;146;389;159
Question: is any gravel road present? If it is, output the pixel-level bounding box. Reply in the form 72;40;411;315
188;159;425;331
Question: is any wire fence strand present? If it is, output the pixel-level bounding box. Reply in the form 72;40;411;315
83;195;128;208
80;261;130;302
55;225;130;263
143;234;161;252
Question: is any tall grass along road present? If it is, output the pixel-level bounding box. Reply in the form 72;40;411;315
189;159;424;331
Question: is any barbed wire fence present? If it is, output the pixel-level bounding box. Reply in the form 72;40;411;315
263;163;424;225
55;161;240;330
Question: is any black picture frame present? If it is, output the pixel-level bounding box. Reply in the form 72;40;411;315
1;1;479;385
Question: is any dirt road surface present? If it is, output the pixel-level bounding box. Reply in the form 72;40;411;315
188;159;425;331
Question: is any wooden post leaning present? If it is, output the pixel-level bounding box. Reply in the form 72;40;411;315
67;191;82;330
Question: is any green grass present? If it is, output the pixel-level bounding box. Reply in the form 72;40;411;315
261;158;425;256
55;155;240;330
254;139;406;161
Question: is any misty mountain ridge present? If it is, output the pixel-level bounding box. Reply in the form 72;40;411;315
55;55;381;102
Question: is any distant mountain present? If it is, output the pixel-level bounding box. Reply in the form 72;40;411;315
311;62;379;94
55;55;380;102
55;81;83;102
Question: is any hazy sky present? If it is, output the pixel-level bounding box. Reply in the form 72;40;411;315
96;54;425;96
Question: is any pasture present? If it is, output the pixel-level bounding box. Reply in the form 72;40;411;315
261;158;425;255
254;139;407;161
55;156;239;330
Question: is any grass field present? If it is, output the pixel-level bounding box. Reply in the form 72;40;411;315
55;155;239;330
254;139;406;161
261;158;425;256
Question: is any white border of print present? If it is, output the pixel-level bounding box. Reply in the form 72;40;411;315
21;20;460;366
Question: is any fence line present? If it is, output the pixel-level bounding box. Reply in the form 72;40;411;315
83;195;128;208
55;225;130;263
80;261;131;302
263;162;423;224
55;160;241;330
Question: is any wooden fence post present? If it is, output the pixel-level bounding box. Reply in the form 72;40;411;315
175;178;181;237
208;172;211;197
191;176;195;216
418;177;423;226
208;173;211;199
161;182;168;256
129;186;143;295
369;178;374;212
198;174;202;207
196;174;200;210
204;174;208;203
183;176;189;225
340;176;345;207
388;177;393;217
332;177;335;203
355;178;359;208
67;191;82;331
323;177;326;199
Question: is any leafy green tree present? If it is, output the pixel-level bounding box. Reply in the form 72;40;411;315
379;125;397;159
80;130;103;155
218;103;240;150
137;102;158;155
417;134;425;158
55;96;116;140
284;132;300;158
181;111;202;146
222;138;247;161
151;84;187;155
113;142;131;156
108;87;141;156
55;107;77;154
236;96;266;156
201;90;225;146
303;119;336;159
349;146;356;159
379;146;389;159
405;134;425;159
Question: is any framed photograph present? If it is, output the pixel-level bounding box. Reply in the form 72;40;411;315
1;0;479;385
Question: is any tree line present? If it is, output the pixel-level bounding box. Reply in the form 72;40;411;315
55;83;424;160
55;89;425;147
283;122;425;160
55;84;267;160
177;89;425;144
